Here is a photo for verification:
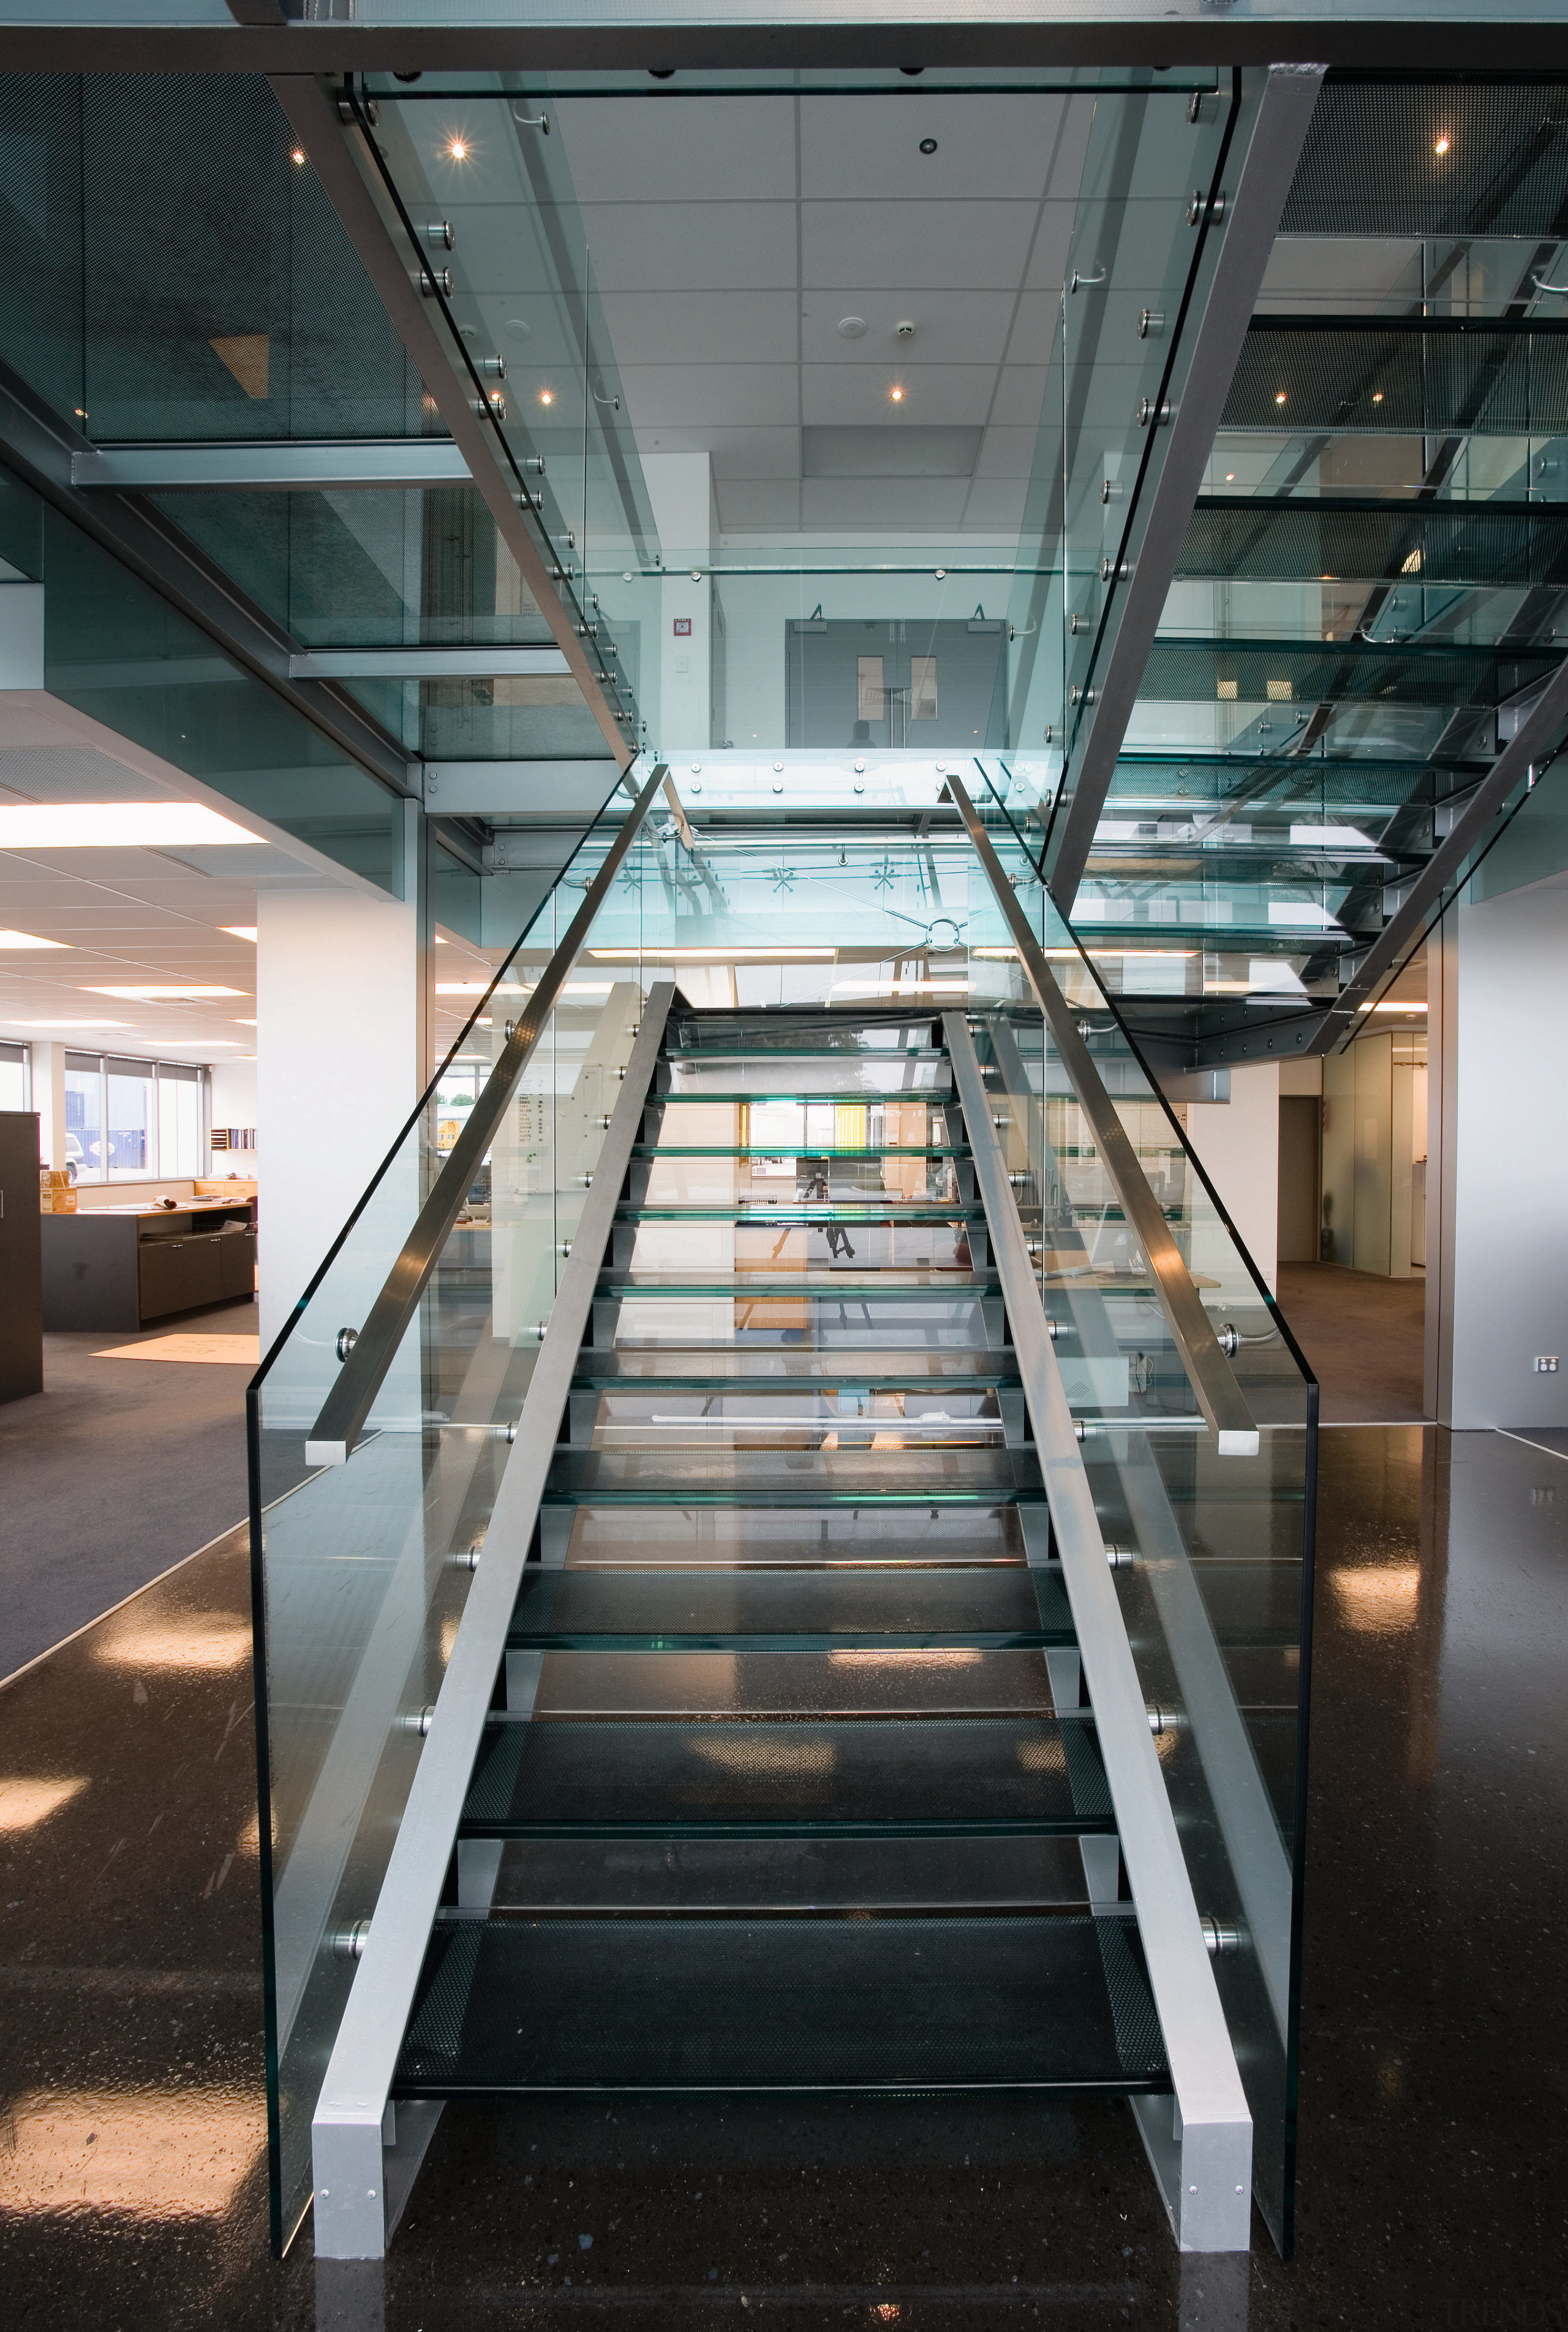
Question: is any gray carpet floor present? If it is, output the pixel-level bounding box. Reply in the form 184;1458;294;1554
1275;1261;1427;1422
0;1300;257;1684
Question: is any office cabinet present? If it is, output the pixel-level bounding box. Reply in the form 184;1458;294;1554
0;1111;42;1403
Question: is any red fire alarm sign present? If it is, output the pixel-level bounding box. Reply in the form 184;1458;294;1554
673;617;692;636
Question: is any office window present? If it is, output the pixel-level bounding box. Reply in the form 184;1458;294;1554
910;655;939;720
159;1062;203;1177
107;1056;155;1179
0;1041;26;1113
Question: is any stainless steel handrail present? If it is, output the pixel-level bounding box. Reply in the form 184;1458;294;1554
946;771;1258;1458
946;1013;1253;2251
305;761;668;1466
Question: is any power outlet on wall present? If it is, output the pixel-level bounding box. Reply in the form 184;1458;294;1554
1534;1356;1559;1373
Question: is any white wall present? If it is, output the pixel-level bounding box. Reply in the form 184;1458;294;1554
209;1055;257;1177
1434;875;1568;1427
1183;1061;1281;1295
255;885;424;1356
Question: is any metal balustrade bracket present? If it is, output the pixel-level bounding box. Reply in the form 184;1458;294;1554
946;1013;1252;2252
310;982;677;2261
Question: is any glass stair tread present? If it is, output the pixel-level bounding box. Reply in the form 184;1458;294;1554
507;1565;1074;1651
597;1273;1000;1295
617;1203;987;1223
666;1047;950;1062
631;1145;970;1160
543;1447;1045;1502
558;1505;1027;1566
571;1349;1020;1386
391;1914;1166;2097
460;1715;1110;1835
658;1084;953;1102
528;1651;1059;1719
482;1833;1099;1914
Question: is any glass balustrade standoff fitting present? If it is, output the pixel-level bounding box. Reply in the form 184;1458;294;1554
331;1920;372;1960
1201;1919;1242;1958
1139;309;1166;338
337;92;379;127
1186;188;1226;225
1105;1544;1137;1569
1069;685;1096;706
399;1705;436;1737
475;355;505;379
1137;398;1172;427
1101;556;1131;582
473;394;507;421
335;1327;358;1362
426;221;455;249
420;268;453;298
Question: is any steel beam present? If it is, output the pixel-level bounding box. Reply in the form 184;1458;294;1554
947;1012;1253;2253
270;75;635;772
73;441;470;492
1;21;1566;74
1047;62;1325;915
311;983;677;2262
290;646;569;681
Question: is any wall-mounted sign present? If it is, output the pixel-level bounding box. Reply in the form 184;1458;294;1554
673;617;692;637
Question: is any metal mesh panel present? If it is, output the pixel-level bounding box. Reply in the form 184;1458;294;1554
1283;80;1568;240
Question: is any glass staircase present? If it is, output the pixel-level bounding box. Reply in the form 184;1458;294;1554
250;764;1314;2268
396;1003;1161;2104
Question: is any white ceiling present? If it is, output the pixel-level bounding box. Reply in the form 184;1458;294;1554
551;90;1092;538
0;693;347;1066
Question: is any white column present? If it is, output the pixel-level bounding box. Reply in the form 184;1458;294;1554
641;452;714;755
29;1039;67;1171
1430;875;1568;1428
1182;1062;1281;1296
256;872;426;1355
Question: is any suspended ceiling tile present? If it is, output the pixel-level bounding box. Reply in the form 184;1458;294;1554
556;96;800;206
597;290;800;367
1022;200;1085;290
801;200;1041;291
617;363;800;429
577;202;799;292
797;92;1074;204
987;366;1052;429
801;365;998;428
801;288;1017;369
973;425;1045;479
714;479;804;531
799;475;971;530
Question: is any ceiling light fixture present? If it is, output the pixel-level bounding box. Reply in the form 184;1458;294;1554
540;389;554;405
1434;135;1451;156
0;929;67;949
0;803;262;850
889;386;905;402
221;926;258;942
1275;391;1287;406
290;147;306;166
83;986;248;1001
919;138;938;154
10;1018;130;1028
447;136;469;160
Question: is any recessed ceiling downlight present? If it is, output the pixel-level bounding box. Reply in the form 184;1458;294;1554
837;317;868;341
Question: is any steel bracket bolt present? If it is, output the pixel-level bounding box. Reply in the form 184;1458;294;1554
335;1327;358;1362
1137;398;1172;428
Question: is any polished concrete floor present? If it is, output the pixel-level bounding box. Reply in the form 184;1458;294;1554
2;1423;1563;2329
0;1298;256;1683
1275;1265;1426;1424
